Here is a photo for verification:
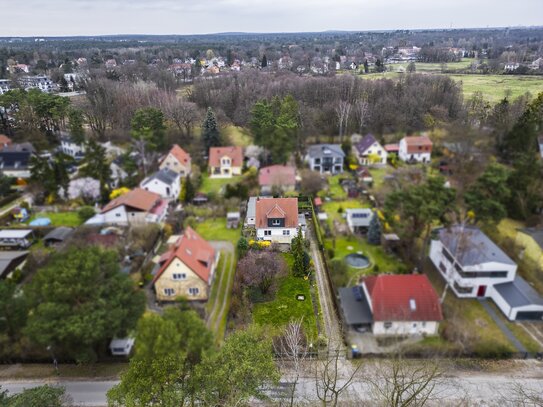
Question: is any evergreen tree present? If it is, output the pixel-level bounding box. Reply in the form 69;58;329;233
80;139;112;202
367;214;382;245
291;227;307;277
261;54;268;68
202;107;221;152
67;108;85;144
180;175;195;204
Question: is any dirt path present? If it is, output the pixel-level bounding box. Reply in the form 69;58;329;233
308;225;342;347
207;242;235;339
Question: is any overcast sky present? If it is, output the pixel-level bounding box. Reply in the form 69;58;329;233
1;0;542;36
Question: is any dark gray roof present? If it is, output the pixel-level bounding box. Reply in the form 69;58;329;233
346;208;374;227
0;251;29;277
0;143;34;170
142;168;179;187
44;227;73;242
519;228;543;251
494;276;543;308
307;144;345;159
355;134;378;154
436;225;516;267
338;286;373;325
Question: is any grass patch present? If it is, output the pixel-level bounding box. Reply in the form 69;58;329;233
27;211;83;227
369;166;395;191
194;218;240;245
199;173;241;195
0;363;127;379
223;125;253;147
321;199;371;230
321;175;349;200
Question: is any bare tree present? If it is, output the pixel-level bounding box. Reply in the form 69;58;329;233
355;97;370;135
163;97;201;139
273;319;308;407
366;358;444;407
499;381;543;407
335;101;352;142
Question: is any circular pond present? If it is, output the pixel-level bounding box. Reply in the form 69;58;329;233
344;253;371;269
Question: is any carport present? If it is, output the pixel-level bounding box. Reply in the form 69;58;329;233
338;286;373;331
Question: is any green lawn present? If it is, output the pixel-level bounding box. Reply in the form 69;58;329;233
368;166;395;191
194;218;240;245
223;125;253;147
389;59;477;74
199;173;241;195
321;199;371;230
252;274;318;341
320;175;349;200
27;211;83;227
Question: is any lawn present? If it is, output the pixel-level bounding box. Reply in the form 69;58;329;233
368;166;395;191
223;125;253;147
320;174;349;200
321;199;371;230
199;173;241;195
27;211;83;227
194;218;240;245
252;274;318;341
389;58;477;74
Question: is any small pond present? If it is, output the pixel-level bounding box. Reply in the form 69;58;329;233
344;253;371;269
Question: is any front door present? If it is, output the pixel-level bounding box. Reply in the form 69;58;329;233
477;285;487;297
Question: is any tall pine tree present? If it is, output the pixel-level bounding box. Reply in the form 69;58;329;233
367;214;382;245
202;107;221;152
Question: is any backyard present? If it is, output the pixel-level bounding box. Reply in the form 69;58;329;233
194;218;241;246
198;173;241;195
27;211;83;227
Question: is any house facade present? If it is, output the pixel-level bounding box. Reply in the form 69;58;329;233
306;144;345;175
354;134;388;165
254;197;304;244
140;168;181;200
159;144;192;177
208;146;243;178
258;165;296;195
346;208;374;234
60;136;85;160
153;227;219;302
0;142;35;178
338;274;443;336
398;136;433;163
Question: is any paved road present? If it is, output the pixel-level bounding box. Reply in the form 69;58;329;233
308;224;342;347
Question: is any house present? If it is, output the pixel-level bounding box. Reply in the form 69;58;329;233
530;57;543;70
0;79;10;95
0;230;33;249
18;76;56;93
208;146;243;178
159;144;192;177
345;208;374;234
258;165;297;195
60;136;85;160
255;197;305;244
429;225;543;320
398;136;433;163
43;227;74;247
152;226;219;302
140;168;181;201
306;144;345;175
89;188;168;225
504;62;520;72
354;134;388;165
0;142;35;178
110;161;128;189
105;59;117;69
0;251;29;279
0;134;12;150
338;274;443;336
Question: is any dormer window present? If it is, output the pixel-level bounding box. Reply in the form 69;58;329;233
272;219;281;226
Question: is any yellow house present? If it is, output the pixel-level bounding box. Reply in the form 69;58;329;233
159;144;192;177
208;146;243;178
515;228;543;270
153;227;219;302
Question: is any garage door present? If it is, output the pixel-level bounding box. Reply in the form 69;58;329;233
515;311;543;321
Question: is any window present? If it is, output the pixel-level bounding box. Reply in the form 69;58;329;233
264;230;271;236
164;288;175;296
172;273;186;280
453;281;473;294
272;219;281;226
384;322;392;329
441;247;454;263
116;213;121;217
439;262;447;274
314;158;321;164
283;230;290;236
188;287;199;296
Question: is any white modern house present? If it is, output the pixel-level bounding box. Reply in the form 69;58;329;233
306;144;345;175
354;134;388;165
398;135;433;163
254;197;305;244
140;168;181;201
345;208;374;234
430;225;543;321
60;136;85;160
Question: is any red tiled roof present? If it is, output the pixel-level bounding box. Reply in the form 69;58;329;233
163;144;191;166
208;146;243;168
152;226;216;284
101;188;161;213
384;144;399;152
255;197;298;228
258;165;296;187
0;134;12;148
363;274;443;322
314;197;322;206
403;136;433;154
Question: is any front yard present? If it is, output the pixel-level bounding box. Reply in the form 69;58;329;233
198;173;241;195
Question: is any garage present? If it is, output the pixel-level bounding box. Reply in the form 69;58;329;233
515;311;543;321
491;276;543;321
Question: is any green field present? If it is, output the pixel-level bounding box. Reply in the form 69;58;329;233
199;173;241;195
27;211;83;227
194;218;240;245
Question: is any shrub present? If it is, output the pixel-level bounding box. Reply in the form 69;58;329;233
237;237;249;257
327;247;335;259
77;206;96;222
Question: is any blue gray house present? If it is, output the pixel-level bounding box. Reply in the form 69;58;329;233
305;144;345;175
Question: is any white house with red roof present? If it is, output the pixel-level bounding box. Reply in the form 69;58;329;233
208;146;243;178
152;227;219;302
86;188;168;225
254;197;305;244
398;135;433;163
258;165;297;195
338;274;443;336
159;144;192;177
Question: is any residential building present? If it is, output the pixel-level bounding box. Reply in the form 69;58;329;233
398;135;433;163
159;144;191;177
258;165;297;195
0;230;33;249
306;144;345;175
153;226;219;302
18;76;56;93
60;136;85;160
504;62;520;72
110;161;128;189
429;225;543;320
88;188;168;225
0;142;35;178
140;168;181;200
338;274;443;336
345;208;374;234
105;59;117;69
208;146;243;178
0;79;10;95
254;197;305;244
354;134;388;165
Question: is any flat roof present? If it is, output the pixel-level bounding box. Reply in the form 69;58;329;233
0;230;32;239
494;276;543;308
338;286;373;325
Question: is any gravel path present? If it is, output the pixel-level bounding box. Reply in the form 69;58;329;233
207;241;235;338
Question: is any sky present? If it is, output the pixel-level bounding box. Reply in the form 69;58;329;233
1;0;542;37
